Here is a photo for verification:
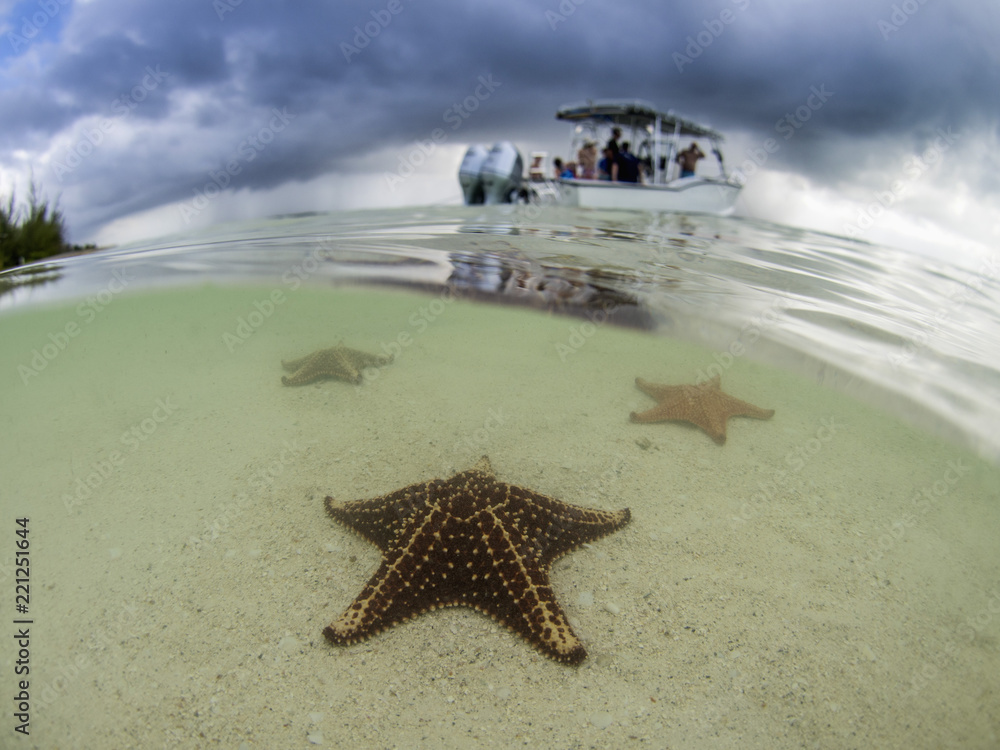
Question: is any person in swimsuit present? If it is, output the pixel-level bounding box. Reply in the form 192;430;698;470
676;142;705;178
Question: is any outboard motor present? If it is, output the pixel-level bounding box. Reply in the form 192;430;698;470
459;144;490;205
480;141;523;204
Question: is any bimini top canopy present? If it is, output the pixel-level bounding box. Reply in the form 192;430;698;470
556;99;724;141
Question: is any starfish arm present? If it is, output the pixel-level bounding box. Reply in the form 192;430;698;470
700;410;729;444
630;405;670;423
326;482;436;552
723;396;775;420
349;350;393;368
323;528;437;646
338;364;362;383
631;379;694;423
281;355;311;372
325;507;473;645
634;377;684;401
470;455;494;476
701;396;774;443
281;367;323;386
324;559;403;645
326;350;362;383
475;510;588;664
500;485;631;564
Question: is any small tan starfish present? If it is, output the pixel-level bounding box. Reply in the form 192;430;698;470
630;374;774;444
281;345;392;386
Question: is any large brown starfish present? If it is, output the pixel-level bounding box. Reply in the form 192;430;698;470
323;457;631;665
280;345;391;386
630;374;774;444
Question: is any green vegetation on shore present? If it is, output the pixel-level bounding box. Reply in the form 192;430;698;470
1;183;94;271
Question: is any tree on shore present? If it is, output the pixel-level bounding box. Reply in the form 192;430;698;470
1;182;76;270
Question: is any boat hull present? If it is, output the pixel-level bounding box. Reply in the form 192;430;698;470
554;177;741;214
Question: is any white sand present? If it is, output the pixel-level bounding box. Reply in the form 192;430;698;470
1;284;998;749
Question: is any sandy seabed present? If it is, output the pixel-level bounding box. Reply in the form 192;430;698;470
1;285;998;749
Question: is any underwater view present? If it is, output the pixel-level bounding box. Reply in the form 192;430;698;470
1;205;999;748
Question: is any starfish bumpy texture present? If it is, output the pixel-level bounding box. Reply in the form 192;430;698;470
630;374;774;444
281;345;392;386
323;457;631;665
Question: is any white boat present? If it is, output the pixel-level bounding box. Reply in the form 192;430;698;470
549;99;741;214
459;99;742;215
554;173;740;213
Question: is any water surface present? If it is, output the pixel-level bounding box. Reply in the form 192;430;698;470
1;206;998;748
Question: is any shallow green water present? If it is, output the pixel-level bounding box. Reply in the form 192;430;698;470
1;207;998;748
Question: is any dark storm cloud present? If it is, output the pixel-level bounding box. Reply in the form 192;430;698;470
1;0;997;240
2;4;227;133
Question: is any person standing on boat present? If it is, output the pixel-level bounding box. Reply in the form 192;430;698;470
606;127;622;157
577;141;598;179
676;143;705;178
616;142;642;183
